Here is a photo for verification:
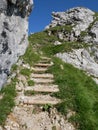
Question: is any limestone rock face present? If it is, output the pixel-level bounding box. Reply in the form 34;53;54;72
56;47;98;84
0;0;33;89
56;49;98;77
45;7;98;44
46;7;94;36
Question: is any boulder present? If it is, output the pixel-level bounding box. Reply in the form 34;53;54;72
0;0;33;89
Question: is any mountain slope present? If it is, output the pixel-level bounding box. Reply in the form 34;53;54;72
28;7;98;130
0;7;98;130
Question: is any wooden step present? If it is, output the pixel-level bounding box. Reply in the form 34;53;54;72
31;73;54;79
24;85;59;93
32;78;54;84
20;95;60;105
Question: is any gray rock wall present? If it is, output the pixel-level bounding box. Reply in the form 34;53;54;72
45;7;98;44
46;7;94;36
0;0;33;89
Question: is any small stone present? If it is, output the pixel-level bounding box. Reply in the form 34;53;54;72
22;63;30;69
56;125;62;130
0;126;3;130
67;110;75;119
0;95;3;100
60;64;64;70
4;125;11;130
18;81;24;88
54;41;62;45
18;75;26;81
7;78;12;84
12;122;19;128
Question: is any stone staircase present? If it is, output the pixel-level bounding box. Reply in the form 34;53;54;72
3;56;75;130
24;84;59;93
19;56;60;105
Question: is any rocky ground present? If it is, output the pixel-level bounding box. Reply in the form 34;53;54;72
0;56;75;130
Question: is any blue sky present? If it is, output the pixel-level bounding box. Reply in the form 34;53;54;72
29;0;98;34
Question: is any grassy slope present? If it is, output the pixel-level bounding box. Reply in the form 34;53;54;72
48;57;98;130
29;31;89;56
29;30;98;130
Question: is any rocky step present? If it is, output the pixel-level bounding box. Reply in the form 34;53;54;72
31;67;48;73
32;78;54;84
24;85;59;93
41;57;51;60
20;95;60;105
31;73;54;78
34;63;51;67
38;60;51;64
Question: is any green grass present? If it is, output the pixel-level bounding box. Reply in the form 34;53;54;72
42;42;89;56
46;25;73;34
29;31;58;46
0;78;17;126
80;31;88;38
22;44;40;66
11;64;18;71
94;12;98;21
88;12;98;31
20;68;31;77
27;80;35;86
47;57;98;130
29;30;90;58
42;104;53;112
